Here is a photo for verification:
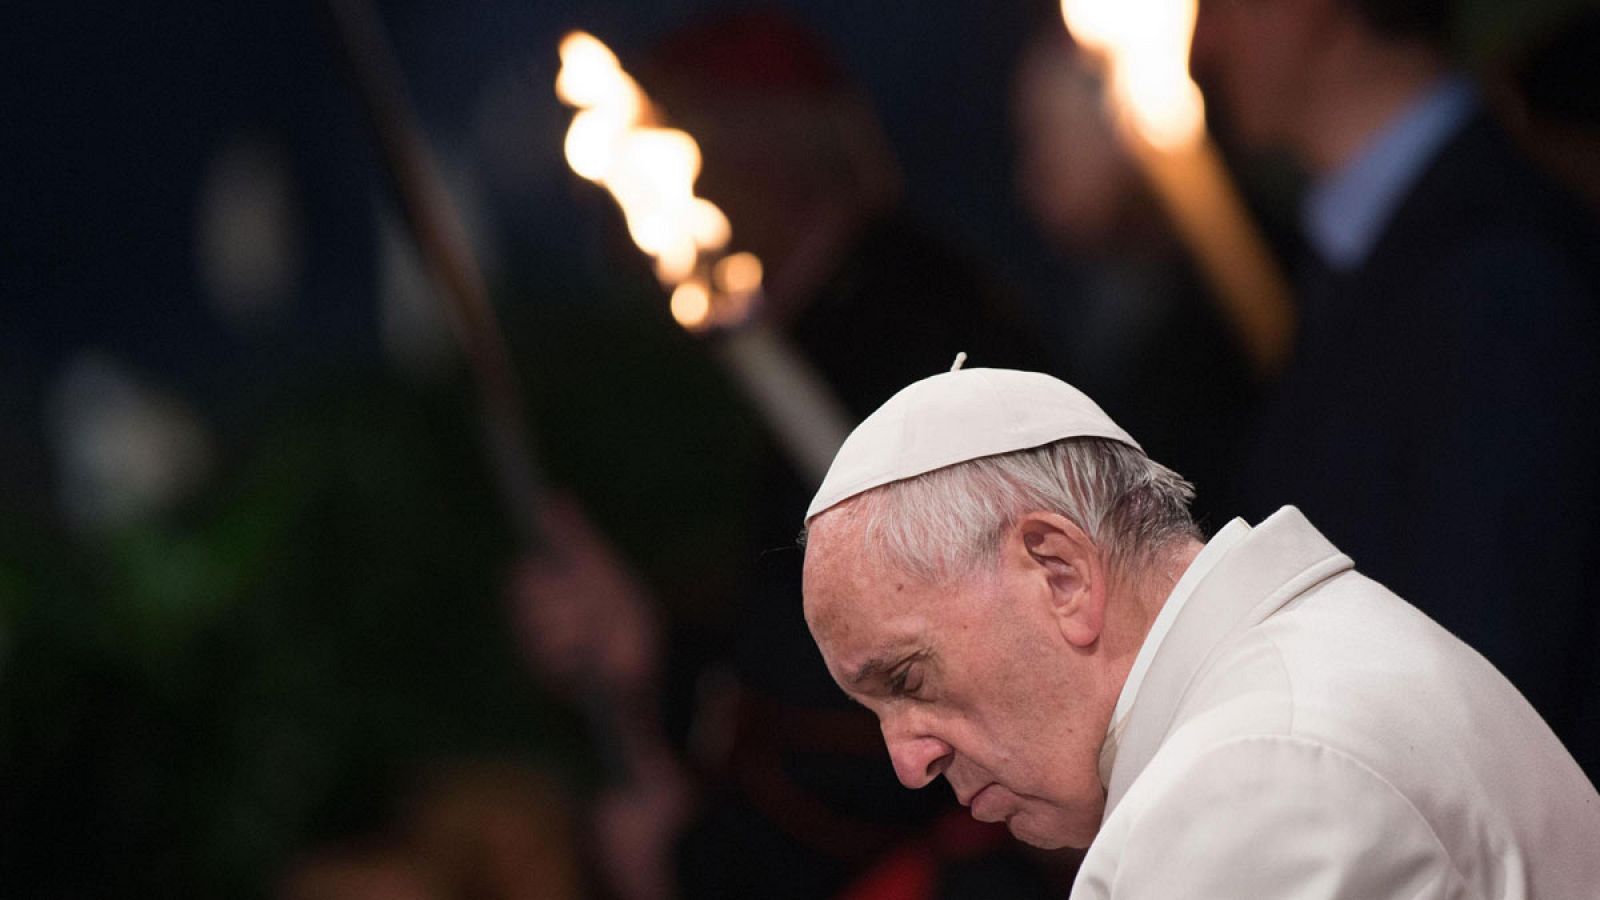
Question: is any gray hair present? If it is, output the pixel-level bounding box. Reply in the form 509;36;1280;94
807;437;1198;582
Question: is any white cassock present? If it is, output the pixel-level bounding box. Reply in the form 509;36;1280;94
1072;507;1600;899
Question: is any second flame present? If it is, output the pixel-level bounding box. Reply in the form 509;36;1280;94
1059;0;1206;151
557;31;760;330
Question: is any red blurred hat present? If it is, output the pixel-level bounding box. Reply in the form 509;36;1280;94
645;9;849;96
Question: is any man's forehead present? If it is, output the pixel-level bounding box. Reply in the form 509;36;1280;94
802;545;881;636
808;556;951;665
801;512;869;612
805;532;905;631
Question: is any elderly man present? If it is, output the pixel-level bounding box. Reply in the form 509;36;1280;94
801;363;1600;898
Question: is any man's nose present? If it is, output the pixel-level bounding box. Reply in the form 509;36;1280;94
883;718;953;789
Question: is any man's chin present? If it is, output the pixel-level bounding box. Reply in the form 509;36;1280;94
1004;811;1096;850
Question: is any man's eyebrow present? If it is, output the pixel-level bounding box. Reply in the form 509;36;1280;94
848;657;891;687
848;651;918;687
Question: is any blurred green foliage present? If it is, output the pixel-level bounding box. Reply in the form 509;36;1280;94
0;276;759;897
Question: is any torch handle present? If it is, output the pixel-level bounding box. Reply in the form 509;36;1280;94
714;322;855;488
321;0;545;549
1130;135;1296;378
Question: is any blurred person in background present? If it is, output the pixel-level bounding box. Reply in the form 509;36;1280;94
1009;23;1256;531
513;9;1062;899
1494;7;1600;213
1190;0;1600;780
279;760;584;900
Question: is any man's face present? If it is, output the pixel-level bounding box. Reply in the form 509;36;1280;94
1189;0;1321;151
802;522;1112;849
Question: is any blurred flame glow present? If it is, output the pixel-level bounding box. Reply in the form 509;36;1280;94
713;252;763;296
670;281;712;330
689;198;732;250
557;30;760;328
654;236;698;284
1060;0;1205;150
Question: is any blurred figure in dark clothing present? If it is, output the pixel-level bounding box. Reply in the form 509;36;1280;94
514;10;1059;899
1191;0;1600;780
1497;8;1600;212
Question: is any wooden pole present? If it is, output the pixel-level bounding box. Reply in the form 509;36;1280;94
1127;132;1296;377
321;0;545;547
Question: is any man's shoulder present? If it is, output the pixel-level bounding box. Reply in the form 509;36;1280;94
1089;708;1600;900
1130;572;1518;807
1078;731;1471;899
1201;570;1543;777
1091;573;1600;897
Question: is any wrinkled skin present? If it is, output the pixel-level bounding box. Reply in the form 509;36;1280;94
802;508;1180;849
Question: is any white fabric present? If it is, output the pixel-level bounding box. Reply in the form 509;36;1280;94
1073;507;1600;899
1098;517;1251;787
805;367;1139;521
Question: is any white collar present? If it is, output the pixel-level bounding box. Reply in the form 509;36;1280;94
1097;517;1253;786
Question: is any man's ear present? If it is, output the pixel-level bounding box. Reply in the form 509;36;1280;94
1006;512;1106;648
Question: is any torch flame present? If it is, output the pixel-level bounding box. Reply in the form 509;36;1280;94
1059;0;1295;376
557;30;760;329
556;33;637;111
1059;0;1205;151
